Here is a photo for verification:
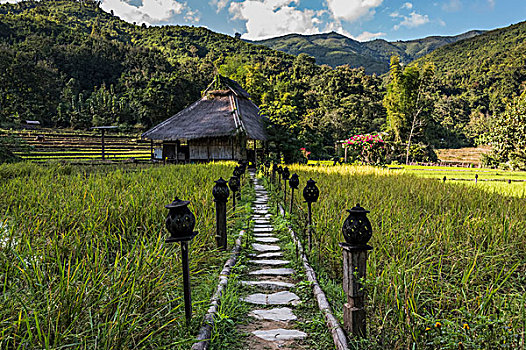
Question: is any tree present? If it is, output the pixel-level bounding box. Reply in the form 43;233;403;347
383;56;435;164
486;91;526;170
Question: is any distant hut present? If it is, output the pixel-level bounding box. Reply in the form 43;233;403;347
142;76;267;165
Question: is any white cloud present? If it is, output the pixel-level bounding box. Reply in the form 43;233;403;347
487;0;495;9
354;31;386;41
185;8;200;22
394;11;429;30
442;0;462;12
210;0;230;13
0;0;20;3
229;0;322;40
402;2;413;9
101;0;186;25
326;0;383;23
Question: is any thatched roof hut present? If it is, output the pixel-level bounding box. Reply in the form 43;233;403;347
142;76;267;163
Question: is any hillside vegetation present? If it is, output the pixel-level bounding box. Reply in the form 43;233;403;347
0;0;293;128
0;0;524;165
415;21;526;116
250;30;484;74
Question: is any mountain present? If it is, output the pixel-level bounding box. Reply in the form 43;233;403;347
414;20;526;115
0;0;296;128
250;30;485;75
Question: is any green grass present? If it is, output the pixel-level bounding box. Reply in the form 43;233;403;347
271;164;525;349
0;162;246;349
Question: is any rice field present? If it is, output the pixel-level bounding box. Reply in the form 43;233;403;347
277;164;526;349
2;129;151;162
0;162;247;349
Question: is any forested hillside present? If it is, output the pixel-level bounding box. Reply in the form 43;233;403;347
0;0;524;163
414;21;526;118
0;0;293;129
250;30;484;74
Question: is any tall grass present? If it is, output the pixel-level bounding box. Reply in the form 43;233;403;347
279;164;525;348
0;162;237;349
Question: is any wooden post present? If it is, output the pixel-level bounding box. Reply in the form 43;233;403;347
181;240;192;325
344;147;348;163
283;179;287;205
307;202;313;252
215;200;227;250
101;129;105;160
253;140;257;169
340;244;372;338
290;188;294;213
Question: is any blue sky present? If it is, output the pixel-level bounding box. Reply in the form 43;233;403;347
94;0;525;41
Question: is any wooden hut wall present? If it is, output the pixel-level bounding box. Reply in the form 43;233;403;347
189;137;242;160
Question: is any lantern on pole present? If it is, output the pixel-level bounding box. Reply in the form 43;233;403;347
165;197;198;325
282;167;290;204
289;173;299;213
228;175;240;210
340;203;373;338
302;178;319;251
212;177;229;250
271;163;277;182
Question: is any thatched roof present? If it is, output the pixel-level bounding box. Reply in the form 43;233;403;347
142;76;267;141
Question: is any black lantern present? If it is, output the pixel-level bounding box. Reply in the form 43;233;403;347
212;177;229;202
303;178;320;203
265;160;270;168
289;173;299;189
233;166;243;178
342;204;372;247
228;175;240;193
282;167;290;181
165;198;197;243
277;165;283;175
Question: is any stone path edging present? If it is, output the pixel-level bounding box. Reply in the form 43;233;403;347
278;204;350;350
191;230;245;350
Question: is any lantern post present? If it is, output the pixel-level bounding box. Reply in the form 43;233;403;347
289;173;299;213
303;178;319;251
228;176;240;210
165;198;198;325
340;204;373;338
277;166;283;189
282;167;290;205
212;177;229;250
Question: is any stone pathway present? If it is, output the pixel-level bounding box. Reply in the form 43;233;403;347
238;177;307;349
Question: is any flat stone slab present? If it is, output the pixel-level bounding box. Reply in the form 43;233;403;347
249;268;295;276
253;214;272;219
252;244;281;252
253;210;269;214
254;219;271;224
254;237;279;243
249;259;290;266
249;308;297;322
252;207;269;212
254;233;274;237
254;252;283;258
252;329;307;342
253;227;273;233
242;291;300;306
240;280;295;290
